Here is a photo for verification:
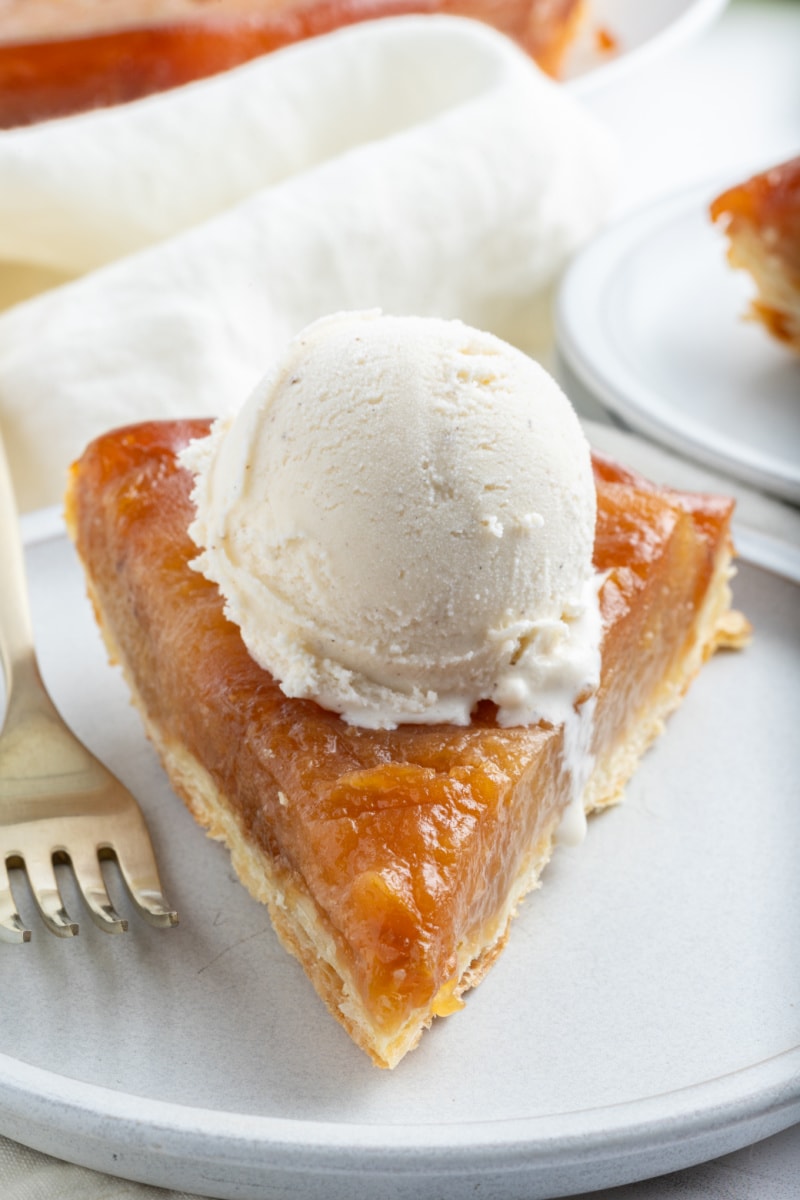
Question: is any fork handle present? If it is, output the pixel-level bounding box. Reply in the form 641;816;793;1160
0;425;49;718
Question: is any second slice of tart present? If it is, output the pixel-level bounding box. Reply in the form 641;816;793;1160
711;156;800;353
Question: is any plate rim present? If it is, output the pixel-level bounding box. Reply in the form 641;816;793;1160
1;1044;798;1169
555;173;800;505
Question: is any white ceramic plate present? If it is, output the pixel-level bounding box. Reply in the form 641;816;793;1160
565;0;730;92
1;489;799;1200
556;176;800;504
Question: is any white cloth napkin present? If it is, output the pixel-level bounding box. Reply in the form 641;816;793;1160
1;15;567;275
0;15;616;513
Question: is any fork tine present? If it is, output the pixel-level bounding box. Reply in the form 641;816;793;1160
110;843;179;929
24;854;79;937
0;859;31;943
67;848;128;934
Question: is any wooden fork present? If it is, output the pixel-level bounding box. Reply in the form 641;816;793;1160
0;433;178;942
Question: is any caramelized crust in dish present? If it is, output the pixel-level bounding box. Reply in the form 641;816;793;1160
0;0;584;128
65;419;747;1067
710;156;800;353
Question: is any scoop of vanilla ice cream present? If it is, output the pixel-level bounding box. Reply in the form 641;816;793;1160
182;311;602;730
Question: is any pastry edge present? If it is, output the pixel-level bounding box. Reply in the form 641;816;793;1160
723;223;800;352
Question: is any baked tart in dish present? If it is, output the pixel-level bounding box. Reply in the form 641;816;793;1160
65;417;748;1068
711;156;800;354
0;0;585;127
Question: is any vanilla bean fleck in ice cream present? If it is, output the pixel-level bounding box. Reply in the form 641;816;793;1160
182;311;602;822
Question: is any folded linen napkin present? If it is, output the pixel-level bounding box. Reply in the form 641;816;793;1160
1;16;546;275
0;15;615;512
